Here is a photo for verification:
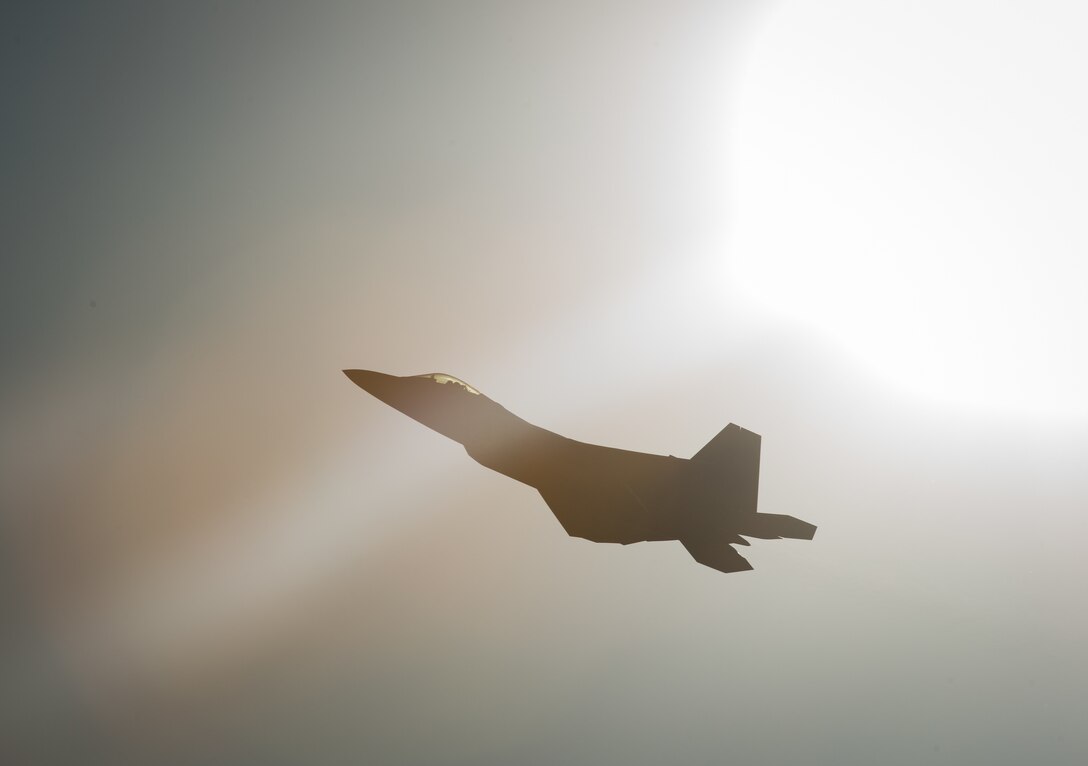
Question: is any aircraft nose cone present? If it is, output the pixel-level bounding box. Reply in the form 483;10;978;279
343;369;398;396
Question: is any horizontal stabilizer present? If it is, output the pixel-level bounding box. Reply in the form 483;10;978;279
680;537;753;574
740;513;817;540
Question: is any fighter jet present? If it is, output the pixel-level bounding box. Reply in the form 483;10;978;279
344;370;816;573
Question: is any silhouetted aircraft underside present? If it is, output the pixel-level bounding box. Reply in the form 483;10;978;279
345;370;816;573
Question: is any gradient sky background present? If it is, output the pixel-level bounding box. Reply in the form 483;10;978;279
3;2;1087;764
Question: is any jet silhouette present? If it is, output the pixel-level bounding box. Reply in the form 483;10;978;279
345;370;816;573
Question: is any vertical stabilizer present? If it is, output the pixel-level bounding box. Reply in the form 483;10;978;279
690;424;761;515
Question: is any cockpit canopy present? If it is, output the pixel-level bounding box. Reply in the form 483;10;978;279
414;373;481;395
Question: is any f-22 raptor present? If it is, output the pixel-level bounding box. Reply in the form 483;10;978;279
345;370;816;573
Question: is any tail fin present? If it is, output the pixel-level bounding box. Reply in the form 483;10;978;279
690;423;760;515
691;423;819;544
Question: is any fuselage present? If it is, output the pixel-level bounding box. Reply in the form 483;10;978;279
344;370;688;542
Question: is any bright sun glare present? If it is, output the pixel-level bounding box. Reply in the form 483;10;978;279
725;1;1087;420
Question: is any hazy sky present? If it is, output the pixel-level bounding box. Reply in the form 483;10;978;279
3;2;1087;764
